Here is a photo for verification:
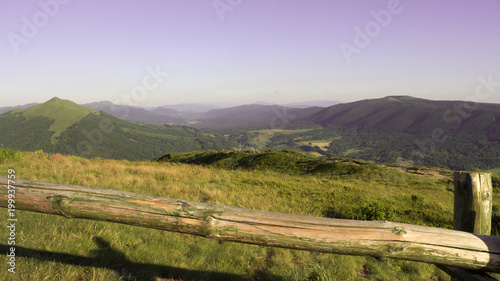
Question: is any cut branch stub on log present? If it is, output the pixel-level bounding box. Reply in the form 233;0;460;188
1;177;500;273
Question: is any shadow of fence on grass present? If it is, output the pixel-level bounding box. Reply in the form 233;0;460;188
1;237;265;281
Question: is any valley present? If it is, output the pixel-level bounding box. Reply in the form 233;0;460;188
1;95;499;171
0;95;499;280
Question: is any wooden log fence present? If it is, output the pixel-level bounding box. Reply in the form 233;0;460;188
0;172;499;278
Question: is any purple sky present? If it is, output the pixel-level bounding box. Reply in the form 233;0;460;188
1;0;500;107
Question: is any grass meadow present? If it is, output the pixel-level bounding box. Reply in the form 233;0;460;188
0;149;498;280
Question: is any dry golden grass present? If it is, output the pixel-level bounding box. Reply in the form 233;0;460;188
0;150;470;280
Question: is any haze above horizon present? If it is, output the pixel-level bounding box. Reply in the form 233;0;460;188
1;0;499;107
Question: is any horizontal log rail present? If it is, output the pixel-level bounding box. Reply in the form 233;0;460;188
1;177;500;273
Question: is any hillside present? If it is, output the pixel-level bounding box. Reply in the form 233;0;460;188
0;148;498;280
23;97;100;143
263;96;500;170
191;104;322;133
303;96;500;137
284;100;342;108
0;98;235;160
157;149;373;176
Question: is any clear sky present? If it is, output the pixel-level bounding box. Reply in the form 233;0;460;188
1;0;500;107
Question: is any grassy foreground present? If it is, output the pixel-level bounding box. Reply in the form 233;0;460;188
0;149;498;280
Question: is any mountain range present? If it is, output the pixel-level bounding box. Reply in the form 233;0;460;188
277;96;500;170
81;101;333;133
82;101;186;125
0;103;39;115
0;98;235;160
0;96;499;170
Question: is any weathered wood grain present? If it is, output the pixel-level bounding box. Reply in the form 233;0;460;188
1;177;500;273
454;172;493;235
445;172;496;281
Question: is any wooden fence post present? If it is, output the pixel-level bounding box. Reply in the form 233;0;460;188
453;172;493;235
440;172;495;281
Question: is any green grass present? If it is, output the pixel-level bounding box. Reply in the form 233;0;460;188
489;167;500;174
0;149;497;280
247;129;314;149
0;147;21;164
250;129;314;135
157;150;380;178
295;140;330;150
343;148;364;156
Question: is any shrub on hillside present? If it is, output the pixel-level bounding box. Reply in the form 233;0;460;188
359;202;395;221
0;148;20;163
